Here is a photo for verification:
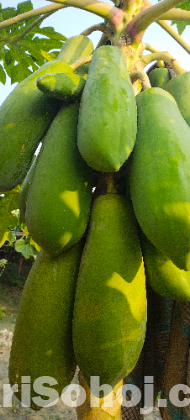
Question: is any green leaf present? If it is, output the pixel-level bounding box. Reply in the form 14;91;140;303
0;64;6;84
177;21;188;35
176;1;190;10
40;49;57;62
14;237;36;258
172;0;190;34
0;3;67;84
36;26;66;41
5;49;14;65
16;1;33;15
0;189;19;247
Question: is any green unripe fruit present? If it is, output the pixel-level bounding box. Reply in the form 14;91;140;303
36;72;86;101
166;72;190;127
26;103;93;256
130;87;190;271
9;240;84;410
140;230;190;301
73;194;147;395
0;35;94;191
148;67;170;89
77;45;137;172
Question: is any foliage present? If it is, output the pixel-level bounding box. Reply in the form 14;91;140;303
0;1;66;84
172;1;190;35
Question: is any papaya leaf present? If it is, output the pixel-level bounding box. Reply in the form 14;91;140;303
14;237;37;259
0;64;6;84
172;0;190;35
0;2;67;84
16;1;33;15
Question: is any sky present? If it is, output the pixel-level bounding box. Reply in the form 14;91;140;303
0;0;190;105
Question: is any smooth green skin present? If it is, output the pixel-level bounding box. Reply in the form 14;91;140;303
9;240;83;410
139;230;190;301
57;35;93;64
18;158;37;220
130;87;190;271
73;194;147;395
166;72;190;127
36;72;86;101
26;103;93;256
148;68;170;90
77;45;137;172
0;35;94;192
0;60;71;192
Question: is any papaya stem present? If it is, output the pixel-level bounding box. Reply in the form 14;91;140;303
0;3;66;30
157;20;190;55
45;0;126;29
159;8;190;21
126;0;185;43
130;70;151;90
143;43;161;54
106;173;117;194
143;44;165;67
142;52;186;75
143;0;190;21
80;23;113;39
70;54;92;71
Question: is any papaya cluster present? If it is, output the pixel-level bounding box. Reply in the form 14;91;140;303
0;35;190;408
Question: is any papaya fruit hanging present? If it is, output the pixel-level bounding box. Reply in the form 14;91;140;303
166;72;190;127
18;159;37;220
0;35;94;192
36;71;86;102
77;45;137;172
148;67;170;89
25;103;93;256
139;229;190;301
130;87;190;271
9;239;84;410
72;194;147;396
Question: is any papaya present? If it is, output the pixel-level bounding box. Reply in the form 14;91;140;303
0;35;94;192
36;72;86;102
18;158;37;220
166;72;190;127
148;67;170;89
25;103;93;256
130;87;190;271
72;194;147;395
56;35;93;65
139;229;190;301
9;239;83;410
77;45;137;172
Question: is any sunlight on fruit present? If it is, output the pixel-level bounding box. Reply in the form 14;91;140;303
60;190;80;217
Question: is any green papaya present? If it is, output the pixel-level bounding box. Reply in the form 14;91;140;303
26;103;93;256
9;239;83;410
166;72;190;127
130;87;190;271
148;68;170;89
56;35;93;65
72;194;147;395
18;158;37;220
36;72;86;102
77;45;137;172
140;229;190;301
0;35;94;192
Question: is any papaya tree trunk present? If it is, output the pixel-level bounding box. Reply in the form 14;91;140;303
76;370;123;420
